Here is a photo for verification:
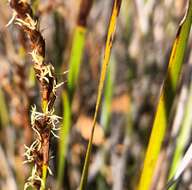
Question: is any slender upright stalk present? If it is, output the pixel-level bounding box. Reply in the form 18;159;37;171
79;1;122;189
100;55;116;132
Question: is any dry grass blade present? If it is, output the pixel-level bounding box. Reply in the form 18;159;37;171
137;1;192;190
78;0;122;189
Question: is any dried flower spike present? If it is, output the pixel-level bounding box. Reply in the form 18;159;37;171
8;0;63;189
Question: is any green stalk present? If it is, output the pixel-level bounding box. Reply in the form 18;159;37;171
57;91;71;190
57;22;85;190
57;25;86;190
137;1;192;190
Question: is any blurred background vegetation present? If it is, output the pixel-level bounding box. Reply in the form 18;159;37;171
0;0;192;190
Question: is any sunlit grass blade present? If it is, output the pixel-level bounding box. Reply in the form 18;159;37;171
168;74;192;190
137;1;192;190
79;1;122;189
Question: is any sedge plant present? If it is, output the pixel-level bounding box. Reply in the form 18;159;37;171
137;1;192;190
8;0;63;189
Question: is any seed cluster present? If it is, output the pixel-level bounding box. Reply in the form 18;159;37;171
8;0;62;189
23;106;61;189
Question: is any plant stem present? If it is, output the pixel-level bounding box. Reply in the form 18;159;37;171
79;0;122;189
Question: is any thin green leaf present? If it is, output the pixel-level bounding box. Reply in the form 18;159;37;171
57;0;93;187
57;91;71;190
100;54;115;132
68;26;86;97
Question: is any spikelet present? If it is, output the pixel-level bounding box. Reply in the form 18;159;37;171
8;0;63;189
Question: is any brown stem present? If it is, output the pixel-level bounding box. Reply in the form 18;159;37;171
77;0;93;27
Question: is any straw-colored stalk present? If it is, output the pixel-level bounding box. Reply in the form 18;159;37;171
79;0;122;189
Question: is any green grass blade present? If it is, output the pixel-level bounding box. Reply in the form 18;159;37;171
79;1;122;189
68;0;93;97
57;91;71;189
137;1;192;190
168;77;192;190
100;54;115;132
68;26;86;97
57;1;93;187
57;26;85;187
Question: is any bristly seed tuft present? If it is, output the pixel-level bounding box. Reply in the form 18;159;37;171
8;0;64;188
